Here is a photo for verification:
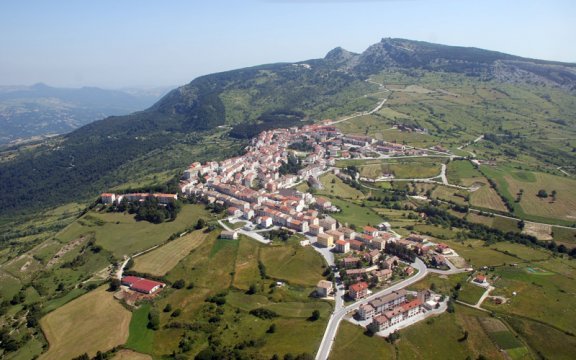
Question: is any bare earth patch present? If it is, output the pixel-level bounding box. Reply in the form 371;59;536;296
522;222;553;241
47;236;87;269
112;350;152;360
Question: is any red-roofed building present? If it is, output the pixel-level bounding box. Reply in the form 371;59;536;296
122;276;165;294
349;281;369;300
335;240;350;254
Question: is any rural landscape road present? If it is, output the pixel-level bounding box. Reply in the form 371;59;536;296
315;258;428;360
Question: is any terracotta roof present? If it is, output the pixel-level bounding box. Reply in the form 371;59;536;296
349;282;368;292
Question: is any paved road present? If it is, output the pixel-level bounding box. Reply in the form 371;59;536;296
218;219;271;244
315;258;428;360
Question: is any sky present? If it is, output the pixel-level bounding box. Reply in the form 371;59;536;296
0;0;574;89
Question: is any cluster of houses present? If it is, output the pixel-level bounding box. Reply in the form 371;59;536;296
178;124;423;237
100;192;178;205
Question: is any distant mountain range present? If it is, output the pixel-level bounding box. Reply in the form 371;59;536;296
0;83;170;144
1;38;575;214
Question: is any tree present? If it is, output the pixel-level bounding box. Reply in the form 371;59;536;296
517;220;525;230
163;304;172;312
108;278;120;291
247;283;257;295
173;279;186;289
447;300;455;313
310;310;320;321
267;324;277;333
195;218;207;229
171;309;181;317
537;189;548;198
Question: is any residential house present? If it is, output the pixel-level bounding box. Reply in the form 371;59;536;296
316;280;333;297
349;282;369;300
342;257;360;269
349;239;364;251
335;240;350;254
100;193;116;204
319;218;337;232
220;230;238;240
358;303;375;320
371;269;392;283
309;224;324;235
371;237;386;251
363;226;379;237
316;233;334;247
383;256;399;269
364;249;381;264
326;230;344;241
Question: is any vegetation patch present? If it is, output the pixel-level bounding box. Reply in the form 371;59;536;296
124;304;155;354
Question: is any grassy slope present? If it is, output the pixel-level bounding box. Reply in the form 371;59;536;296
55;204;210;259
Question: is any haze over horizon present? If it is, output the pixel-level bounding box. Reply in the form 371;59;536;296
1;0;574;89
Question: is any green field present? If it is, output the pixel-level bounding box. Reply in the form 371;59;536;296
124;304;155;355
329;198;384;228
128;232;332;358
54;204;210;258
485;264;576;334
395;312;473;359
132;230;210;276
232;237;263;291
331;322;395;360
39;286;131;360
260;241;326;287
457;282;487;305
317;173;365;199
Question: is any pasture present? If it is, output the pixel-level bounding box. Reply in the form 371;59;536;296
318;173;365;199
124;304;155;355
482;167;576;224
54;204;209;259
40;286;131;360
330;198;384;228
132;229;209;276
260;242;325;287
331;322;394;360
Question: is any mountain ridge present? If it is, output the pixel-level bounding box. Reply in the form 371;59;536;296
1;37;575;214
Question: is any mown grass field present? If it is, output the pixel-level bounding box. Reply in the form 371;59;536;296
469;184;509;212
54;204;210;258
39;286;131;360
132;230;209;276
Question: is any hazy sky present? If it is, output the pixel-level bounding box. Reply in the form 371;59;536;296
1;0;574;88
